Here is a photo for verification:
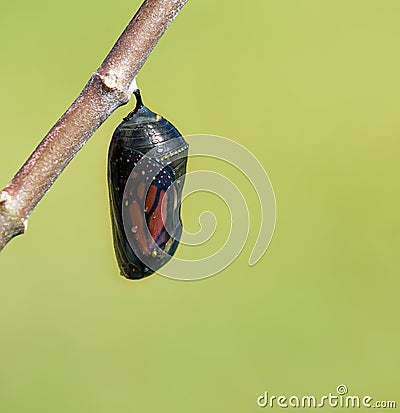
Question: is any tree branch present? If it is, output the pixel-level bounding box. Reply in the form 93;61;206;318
0;0;188;251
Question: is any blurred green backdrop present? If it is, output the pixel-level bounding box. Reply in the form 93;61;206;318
1;1;399;412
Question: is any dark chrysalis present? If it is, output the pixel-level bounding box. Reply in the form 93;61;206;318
108;89;188;280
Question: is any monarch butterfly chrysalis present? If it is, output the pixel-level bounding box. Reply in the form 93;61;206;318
108;89;188;279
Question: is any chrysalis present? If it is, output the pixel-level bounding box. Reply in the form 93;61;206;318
108;89;188;279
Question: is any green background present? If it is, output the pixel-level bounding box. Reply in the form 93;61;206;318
1;1;399;411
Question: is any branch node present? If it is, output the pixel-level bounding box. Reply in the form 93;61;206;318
0;191;27;251
93;71;131;105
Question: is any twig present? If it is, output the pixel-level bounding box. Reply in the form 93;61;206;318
0;0;188;251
